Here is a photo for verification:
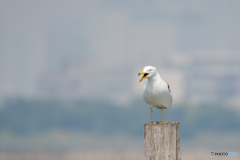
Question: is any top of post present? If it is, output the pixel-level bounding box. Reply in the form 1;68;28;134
144;122;180;126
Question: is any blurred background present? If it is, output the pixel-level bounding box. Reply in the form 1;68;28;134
0;0;240;160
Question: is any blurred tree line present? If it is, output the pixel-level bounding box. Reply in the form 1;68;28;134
0;98;239;140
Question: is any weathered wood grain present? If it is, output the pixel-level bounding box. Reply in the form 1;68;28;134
144;122;181;160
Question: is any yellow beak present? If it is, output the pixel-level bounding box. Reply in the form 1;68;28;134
138;71;149;83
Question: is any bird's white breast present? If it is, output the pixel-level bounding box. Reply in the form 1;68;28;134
143;80;172;108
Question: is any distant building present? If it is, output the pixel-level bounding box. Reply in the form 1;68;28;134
185;50;240;106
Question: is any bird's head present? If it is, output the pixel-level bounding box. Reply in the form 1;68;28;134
138;66;157;82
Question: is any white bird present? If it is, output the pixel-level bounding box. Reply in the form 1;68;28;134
138;66;172;123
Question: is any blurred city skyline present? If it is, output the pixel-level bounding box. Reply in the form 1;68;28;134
0;0;240;106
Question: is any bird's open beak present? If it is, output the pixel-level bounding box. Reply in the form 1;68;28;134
138;71;149;83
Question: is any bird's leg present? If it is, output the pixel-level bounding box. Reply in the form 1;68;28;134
160;107;164;123
150;107;153;123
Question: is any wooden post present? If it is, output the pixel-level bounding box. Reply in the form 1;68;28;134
144;122;181;160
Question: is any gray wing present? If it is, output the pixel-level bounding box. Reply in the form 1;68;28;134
167;82;171;93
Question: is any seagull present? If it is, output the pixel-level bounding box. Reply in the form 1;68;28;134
138;66;172;123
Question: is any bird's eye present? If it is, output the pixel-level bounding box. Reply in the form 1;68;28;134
149;69;152;71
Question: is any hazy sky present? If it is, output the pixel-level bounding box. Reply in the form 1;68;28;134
0;0;240;105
